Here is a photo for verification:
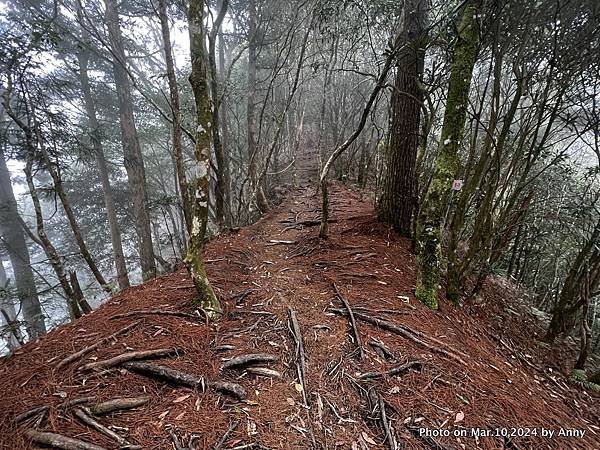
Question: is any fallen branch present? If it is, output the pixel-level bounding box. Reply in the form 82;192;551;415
214;419;240;450
333;283;364;359
329;309;467;365
122;361;246;399
378;393;397;450
288;308;309;406
89;396;150;416
56;321;141;369
25;430;107;450
73;407;140;449
359;360;422;380
221;354;278;371
109;310;202;321
78;348;180;371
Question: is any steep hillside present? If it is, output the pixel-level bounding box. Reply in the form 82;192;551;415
1;186;598;450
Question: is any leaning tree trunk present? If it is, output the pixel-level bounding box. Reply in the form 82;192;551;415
105;0;156;281
377;0;426;237
186;0;222;319
76;36;130;291
157;0;192;235
0;102;46;338
414;0;480;309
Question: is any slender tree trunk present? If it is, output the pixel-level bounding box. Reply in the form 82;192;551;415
208;0;230;226
377;0;426;237
105;0;156;280
34;117;111;294
186;0;221;319
415;0;480;309
218;25;232;223
0;105;46;338
157;0;192;234
0;258;24;349
76;43;130;290
247;0;269;213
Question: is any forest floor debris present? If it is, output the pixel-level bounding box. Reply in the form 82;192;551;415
1;185;599;449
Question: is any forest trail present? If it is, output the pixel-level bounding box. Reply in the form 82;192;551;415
1;185;599;450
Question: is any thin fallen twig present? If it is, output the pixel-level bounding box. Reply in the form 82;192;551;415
214;419;240;450
109;309;203;321
288;307;309;406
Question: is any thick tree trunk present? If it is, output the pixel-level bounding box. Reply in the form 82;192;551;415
186;0;222;319
377;0;426;237
415;0;480;309
157;0;192;235
0;121;46;338
76;36;130;290
105;0;156;281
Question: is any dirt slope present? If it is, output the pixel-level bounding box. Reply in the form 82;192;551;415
1;185;598;450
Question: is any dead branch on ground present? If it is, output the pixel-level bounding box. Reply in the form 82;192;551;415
78;348;180;371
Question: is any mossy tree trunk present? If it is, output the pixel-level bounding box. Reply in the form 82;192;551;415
415;0;480;309
377;0;426;237
185;0;222;319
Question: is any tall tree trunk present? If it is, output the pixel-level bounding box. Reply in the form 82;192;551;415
208;0;230;227
0;256;24;349
247;0;269;214
218;22;232;224
76;38;130;291
157;0;192;235
415;0;480;309
105;0;156;281
0;104;46;338
377;0;426;237
186;0;221;319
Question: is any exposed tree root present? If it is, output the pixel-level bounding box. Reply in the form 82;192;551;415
109;310;203;321
122;361;246;399
368;338;395;361
89;396;150;416
25;430;107;450
221;353;278;371
329;309;467;365
333;283;364;359
73;407;140;448
56;321;141;369
359;360;423;380
288;307;309;406
246;367;282;378
78;348;180;371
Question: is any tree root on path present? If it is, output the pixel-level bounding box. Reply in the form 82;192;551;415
89;396;151;415
78;348;181;371
73;407;141;449
109;309;204;321
122;361;246;399
329;309;467;365
221;353;278;371
333;283;364;359
288;308;309;406
56;321;141;369
25;430;108;450
359;360;423;380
